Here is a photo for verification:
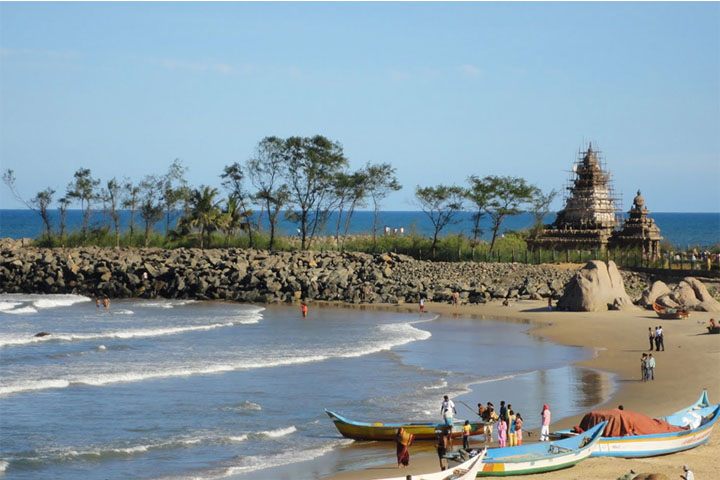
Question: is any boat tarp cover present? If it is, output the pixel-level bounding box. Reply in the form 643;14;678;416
573;409;687;437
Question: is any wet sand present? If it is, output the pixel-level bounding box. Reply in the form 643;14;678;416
324;299;720;480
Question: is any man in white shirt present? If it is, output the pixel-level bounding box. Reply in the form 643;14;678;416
441;395;456;428
681;464;694;480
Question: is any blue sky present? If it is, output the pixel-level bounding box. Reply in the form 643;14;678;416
1;2;718;212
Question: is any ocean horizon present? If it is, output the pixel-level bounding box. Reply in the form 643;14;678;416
1;209;718;249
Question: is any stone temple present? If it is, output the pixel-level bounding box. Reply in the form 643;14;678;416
528;144;662;258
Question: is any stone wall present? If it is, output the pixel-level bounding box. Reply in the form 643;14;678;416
0;240;649;304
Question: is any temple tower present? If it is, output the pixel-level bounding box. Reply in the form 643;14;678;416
610;190;663;259
528;143;619;251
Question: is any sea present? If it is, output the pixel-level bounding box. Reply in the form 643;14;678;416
0;296;614;480
0;210;718;248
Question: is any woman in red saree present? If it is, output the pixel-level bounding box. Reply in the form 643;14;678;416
395;427;414;468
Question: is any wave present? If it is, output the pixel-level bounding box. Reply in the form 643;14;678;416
113;309;134;315
0;301;21;311
257;426;296;438
137;300;197;309
423;379;448;390
0;460;7;473
32;295;91;309
0;321;239;348
221;439;354;477
0;321;429;396
2;306;38;315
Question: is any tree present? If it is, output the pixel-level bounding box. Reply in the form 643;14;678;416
484;176;537;252
161;159;189;235
122;179;141;237
283;135;348;249
221;162;255;248
57;196;71;238
332;169;368;249
248;137;290;250
529;188;558;239
138;175;164;247
415;185;465;258
365;163;401;246
66;168;100;237
2;169;55;239
219;195;244;246
465;175;495;256
182;185;222;249
102;178;122;248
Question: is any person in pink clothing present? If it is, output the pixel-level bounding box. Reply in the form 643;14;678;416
540;404;551;441
497;418;508;447
515;412;524;445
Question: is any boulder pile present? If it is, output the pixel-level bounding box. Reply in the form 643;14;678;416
641;278;720;312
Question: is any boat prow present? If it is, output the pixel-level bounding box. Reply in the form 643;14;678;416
375;448;487;480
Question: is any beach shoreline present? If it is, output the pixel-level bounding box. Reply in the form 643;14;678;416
320;299;719;480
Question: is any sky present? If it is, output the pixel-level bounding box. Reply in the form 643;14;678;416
1;2;719;212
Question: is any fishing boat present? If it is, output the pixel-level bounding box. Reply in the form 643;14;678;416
652;301;689;319
376;449;487;480
325;410;484;441
554;390;718;458
474;422;605;476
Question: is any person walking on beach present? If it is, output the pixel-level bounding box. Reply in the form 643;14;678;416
654;327;661;351
497;417;508;447
477;402;486;418
395;427;414;468
419;297;426;314
482;402;497;445
647;354;656;380
681;464;694;480
441;395;456;429
301;302;308;318
641;353;648;381
462;420;471;450
515;413;524;445
452;291;460;308
499;401;508;426
436;428;450;471
657;325;665;351
540;404;551;441
648;327;655;351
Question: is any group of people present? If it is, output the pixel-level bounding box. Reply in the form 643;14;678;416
641;353;657;381
476;400;530;448
95;296;110;310
648;326;665;351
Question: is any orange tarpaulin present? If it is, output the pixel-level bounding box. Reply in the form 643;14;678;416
573;409;687;437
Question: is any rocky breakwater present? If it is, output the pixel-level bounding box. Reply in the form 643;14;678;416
0;241;647;304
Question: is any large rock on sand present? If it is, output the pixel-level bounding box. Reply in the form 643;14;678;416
677;277;720;312
640;281;671;308
557;260;637;312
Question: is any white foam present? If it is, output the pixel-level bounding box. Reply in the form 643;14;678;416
0;460;7;473
228;434;248;443
113;309;134;315
0;379;70;396
240;401;262;411
0;321;238;347
32;295;91;309
2;306;38;314
423;379;448;390
97;345;107;351
258;426;296;438
0;301;21;311
140;300;197;309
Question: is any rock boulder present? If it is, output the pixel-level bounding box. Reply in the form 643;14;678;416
557;260;637;312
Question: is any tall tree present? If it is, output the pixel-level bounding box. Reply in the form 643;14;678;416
283;135;348;249
415;185;465;258
66;168;99;237
219;195;243;246
57;196;71;238
161;159;189;235
484;176;537;251
182;185;221;249
365;163;401;246
102;178;122;248
465;175;495;256
2;169;55;239
248;136;290;250
332;169;368;249
221;162;255;248
122;179;141;237
138;175;164;247
529;188;558;239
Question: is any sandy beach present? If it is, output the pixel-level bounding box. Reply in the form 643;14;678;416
326;299;720;480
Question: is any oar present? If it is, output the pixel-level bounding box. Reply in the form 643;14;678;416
457;400;479;417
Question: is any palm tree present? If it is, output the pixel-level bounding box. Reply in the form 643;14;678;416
220;195;245;246
183;186;222;249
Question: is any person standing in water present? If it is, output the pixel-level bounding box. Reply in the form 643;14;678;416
301;302;308;318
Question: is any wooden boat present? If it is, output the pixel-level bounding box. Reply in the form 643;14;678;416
652;302;689;319
475;422;605;476
376;449;486;480
325;410;484;441
555;390;719;458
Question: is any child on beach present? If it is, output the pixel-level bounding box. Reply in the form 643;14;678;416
462;420;471;450
540;404;551;441
497;418;507;447
301;302;308;318
515;413;524;445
